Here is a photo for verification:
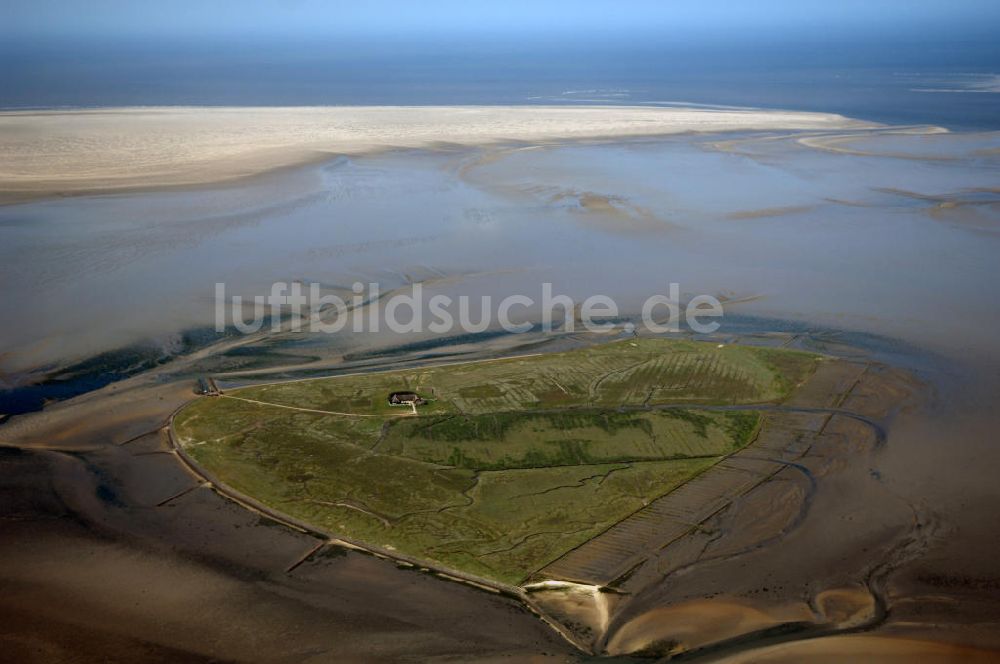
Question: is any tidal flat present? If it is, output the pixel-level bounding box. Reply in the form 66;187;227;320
1;117;998;378
1;110;999;660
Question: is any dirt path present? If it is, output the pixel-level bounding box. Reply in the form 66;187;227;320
219;394;394;418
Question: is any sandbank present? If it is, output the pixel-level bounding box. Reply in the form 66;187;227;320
0;105;875;202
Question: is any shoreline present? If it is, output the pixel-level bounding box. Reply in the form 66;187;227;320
163;400;593;654
0;105;877;205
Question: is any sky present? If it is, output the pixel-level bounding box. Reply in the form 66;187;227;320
4;0;1000;41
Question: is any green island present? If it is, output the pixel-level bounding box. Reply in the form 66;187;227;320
173;338;820;585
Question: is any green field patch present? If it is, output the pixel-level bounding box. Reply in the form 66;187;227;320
379;409;757;470
233;338;819;417
458;384;504;398
174;338;818;584
397;458;719;583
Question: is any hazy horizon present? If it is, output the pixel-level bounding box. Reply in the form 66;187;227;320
4;2;1000;131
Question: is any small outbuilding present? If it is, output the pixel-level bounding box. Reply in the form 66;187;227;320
388;391;424;406
197;377;221;396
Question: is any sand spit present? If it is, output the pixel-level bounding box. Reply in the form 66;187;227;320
0;105;874;203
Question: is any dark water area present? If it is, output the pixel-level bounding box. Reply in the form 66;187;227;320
0;327;227;416
719;313;947;372
0;349;161;416
2;35;999;130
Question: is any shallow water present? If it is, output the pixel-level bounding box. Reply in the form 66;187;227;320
1;128;997;378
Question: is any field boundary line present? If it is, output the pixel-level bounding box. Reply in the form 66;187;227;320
219;394;390;418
